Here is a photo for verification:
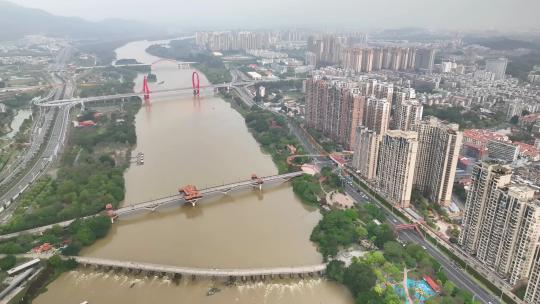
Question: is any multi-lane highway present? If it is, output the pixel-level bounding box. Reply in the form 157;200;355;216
0;49;74;223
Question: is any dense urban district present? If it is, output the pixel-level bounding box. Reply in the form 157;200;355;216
1;5;540;304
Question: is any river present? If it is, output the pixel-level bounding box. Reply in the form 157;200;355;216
34;40;353;304
5;109;32;139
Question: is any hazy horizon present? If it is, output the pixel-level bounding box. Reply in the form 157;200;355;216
8;0;540;32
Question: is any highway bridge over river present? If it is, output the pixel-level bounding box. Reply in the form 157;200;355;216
0;171;304;242
36;81;254;107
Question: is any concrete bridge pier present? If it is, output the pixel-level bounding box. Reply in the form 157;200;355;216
171;273;181;284
102;266;112;273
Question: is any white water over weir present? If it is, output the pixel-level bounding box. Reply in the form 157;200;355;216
74;256;326;279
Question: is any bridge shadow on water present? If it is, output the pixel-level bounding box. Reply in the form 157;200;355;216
114;182;312;228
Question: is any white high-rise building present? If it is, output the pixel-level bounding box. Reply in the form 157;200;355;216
363;97;390;135
305;51;317;67
377;130;418;208
352;126;380;181
393;99;423;131
487;186;540;286
460;162;540;288
526;246;540;303
414;117;462;206
459;162;513;255
485;58;508;80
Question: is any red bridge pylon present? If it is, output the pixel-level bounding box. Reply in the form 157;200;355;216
192;71;200;97
143;75;151;103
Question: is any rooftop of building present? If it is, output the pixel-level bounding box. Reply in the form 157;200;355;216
385;130;418;139
463;129;509;144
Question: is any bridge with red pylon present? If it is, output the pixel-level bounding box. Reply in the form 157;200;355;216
36;79;257;107
143;75;151;102
0;171;305;241
192;71;200;96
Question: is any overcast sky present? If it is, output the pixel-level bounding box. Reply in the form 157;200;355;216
11;0;540;31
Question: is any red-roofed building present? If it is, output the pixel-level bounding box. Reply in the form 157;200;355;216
463;129;509;149
519;114;540;127
330;153;346;167
515;142;540;161
423;275;441;293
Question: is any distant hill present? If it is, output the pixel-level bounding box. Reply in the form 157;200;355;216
0;0;160;40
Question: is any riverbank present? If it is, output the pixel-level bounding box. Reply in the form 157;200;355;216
220;92;335;207
0;67;142;302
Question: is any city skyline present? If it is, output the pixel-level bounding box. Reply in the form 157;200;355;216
8;0;540;31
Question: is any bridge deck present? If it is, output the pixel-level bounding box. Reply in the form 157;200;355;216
0;172;304;241
38;82;253;107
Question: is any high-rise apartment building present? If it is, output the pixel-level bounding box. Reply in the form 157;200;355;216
415;48;437;74
459;162;513;254
372;48;384;71
393;99;423;131
352;126;380;181
308;35;345;65
526;247;540;303
342;48;363;73
377;131;418;208
461;176;540;286
414;117;462;206
376;82;394;104
195;31;276;51
305;77;364;149
362;49;374;72
305;51;317;67
363;97;390;135
489;186;540;285
485;58;508;81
